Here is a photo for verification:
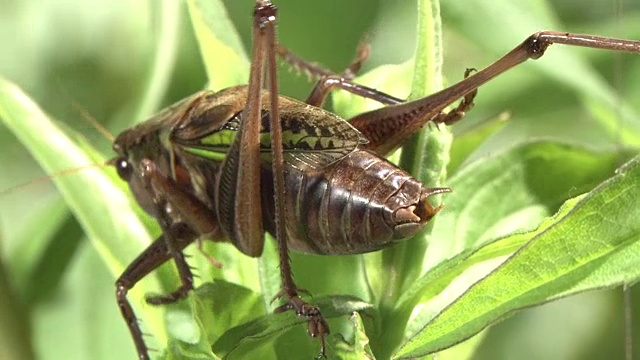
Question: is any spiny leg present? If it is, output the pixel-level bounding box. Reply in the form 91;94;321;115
307;68;477;135
303;47;476;124
114;157;220;360
276;34;402;108
277;35;369;81
143;160;227;297
348;31;640;157
116;234;175;360
340;37;371;79
115;225;197;360
261;1;330;356
304;68;475;131
139;158;223;305
276;43;333;80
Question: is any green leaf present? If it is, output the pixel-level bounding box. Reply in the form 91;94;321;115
329;312;376;360
213;294;371;359
429;142;628;264
161;280;263;360
395;154;640;358
395;142;630;340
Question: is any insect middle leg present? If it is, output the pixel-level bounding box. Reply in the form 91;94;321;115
302;69;477;159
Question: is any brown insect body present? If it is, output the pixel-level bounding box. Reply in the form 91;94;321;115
271;148;445;255
113;85;446;258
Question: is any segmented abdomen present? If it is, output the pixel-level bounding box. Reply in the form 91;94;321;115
272;149;433;255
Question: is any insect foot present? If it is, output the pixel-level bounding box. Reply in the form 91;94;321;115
274;293;330;358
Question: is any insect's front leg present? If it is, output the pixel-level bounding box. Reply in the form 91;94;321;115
136;158;223;304
116;225;196;360
114;157;220;360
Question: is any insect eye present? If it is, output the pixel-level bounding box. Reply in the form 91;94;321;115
115;158;133;181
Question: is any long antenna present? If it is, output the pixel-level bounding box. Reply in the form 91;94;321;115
0;162;109;197
0;88;115;197
69;100;115;142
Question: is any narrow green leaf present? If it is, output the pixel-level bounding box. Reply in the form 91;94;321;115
33;242;140;360
186;0;250;90
7;200;70;293
128;0;182;125
0;78;167;348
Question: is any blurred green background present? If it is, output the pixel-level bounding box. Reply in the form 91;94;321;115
1;0;640;359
